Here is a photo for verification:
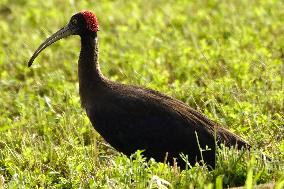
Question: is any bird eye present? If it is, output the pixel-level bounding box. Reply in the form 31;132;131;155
72;19;78;25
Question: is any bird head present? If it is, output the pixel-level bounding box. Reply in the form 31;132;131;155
28;10;99;67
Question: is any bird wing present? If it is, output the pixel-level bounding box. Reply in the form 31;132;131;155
126;85;250;148
88;82;249;156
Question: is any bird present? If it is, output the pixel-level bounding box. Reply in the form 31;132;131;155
28;10;250;169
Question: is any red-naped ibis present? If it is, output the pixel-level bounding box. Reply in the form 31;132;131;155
28;11;250;168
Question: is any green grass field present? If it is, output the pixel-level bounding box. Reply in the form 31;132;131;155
0;0;283;188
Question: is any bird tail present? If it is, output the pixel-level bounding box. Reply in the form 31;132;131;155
215;127;250;149
216;128;272;162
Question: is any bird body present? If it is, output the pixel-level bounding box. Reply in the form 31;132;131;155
28;11;249;168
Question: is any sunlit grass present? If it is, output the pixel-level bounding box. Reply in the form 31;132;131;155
0;0;283;188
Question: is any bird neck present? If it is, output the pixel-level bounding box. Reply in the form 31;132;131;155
78;34;107;108
79;34;104;81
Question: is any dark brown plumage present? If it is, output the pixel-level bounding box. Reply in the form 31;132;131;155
28;11;250;169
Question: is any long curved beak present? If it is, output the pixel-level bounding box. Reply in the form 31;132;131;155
28;24;76;67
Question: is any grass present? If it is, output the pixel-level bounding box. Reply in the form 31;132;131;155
0;0;283;188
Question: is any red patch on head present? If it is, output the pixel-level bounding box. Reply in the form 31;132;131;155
80;10;99;32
